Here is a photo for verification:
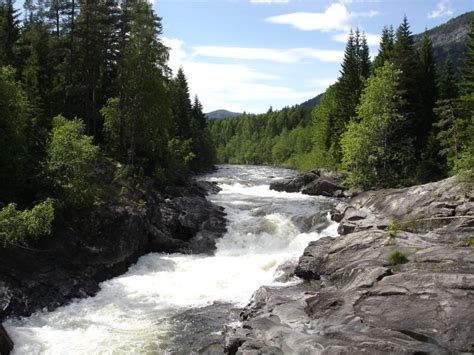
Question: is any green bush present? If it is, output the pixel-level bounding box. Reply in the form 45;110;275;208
387;221;399;238
388;250;408;265
45;115;99;208
0;199;55;246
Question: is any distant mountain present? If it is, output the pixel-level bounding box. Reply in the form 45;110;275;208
414;11;473;69
206;109;242;120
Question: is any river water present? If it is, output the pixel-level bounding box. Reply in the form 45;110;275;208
4;165;339;354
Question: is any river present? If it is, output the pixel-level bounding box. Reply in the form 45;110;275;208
4;165;339;354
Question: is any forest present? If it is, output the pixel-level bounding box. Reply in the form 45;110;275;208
0;0;215;245
210;18;474;188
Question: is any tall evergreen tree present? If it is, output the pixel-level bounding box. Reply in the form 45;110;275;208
415;31;439;150
393;16;418;117
373;25;394;70
359;33;371;79
171;67;192;139
0;0;20;67
439;58;459;100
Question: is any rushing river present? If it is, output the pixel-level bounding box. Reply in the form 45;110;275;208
4;165;339;354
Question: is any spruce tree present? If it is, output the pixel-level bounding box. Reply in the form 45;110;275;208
359;33;371;79
439;58;459;100
373;26;394;70
0;0;20;67
393;16;418;117
416;32;438;151
171;67;193;139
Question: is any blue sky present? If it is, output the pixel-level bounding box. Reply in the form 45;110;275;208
155;0;473;113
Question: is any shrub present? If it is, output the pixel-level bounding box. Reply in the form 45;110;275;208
387;221;398;238
388;250;408;265
0;199;55;246
45;115;99;208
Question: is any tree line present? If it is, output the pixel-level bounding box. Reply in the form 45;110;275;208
0;0;215;245
210;18;473;188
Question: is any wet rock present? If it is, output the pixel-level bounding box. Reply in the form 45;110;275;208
301;179;342;197
270;169;348;198
226;177;474;354
0;325;13;355
269;171;319;193
168;303;241;355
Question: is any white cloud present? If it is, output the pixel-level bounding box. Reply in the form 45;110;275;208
162;37;318;113
332;32;380;46
250;0;290;3
192;46;343;63
307;77;337;88
352;10;379;18
428;0;453;19
265;3;379;32
265;3;351;32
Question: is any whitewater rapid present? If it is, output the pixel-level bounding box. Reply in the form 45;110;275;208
4;165;339;354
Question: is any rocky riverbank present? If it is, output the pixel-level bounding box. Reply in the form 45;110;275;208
225;176;474;354
0;167;227;353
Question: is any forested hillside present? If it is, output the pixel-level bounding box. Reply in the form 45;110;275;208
210;15;473;188
0;0;215;246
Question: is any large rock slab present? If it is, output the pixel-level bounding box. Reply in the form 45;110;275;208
226;177;474;354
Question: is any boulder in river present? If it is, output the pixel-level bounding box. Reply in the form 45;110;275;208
270;169;349;198
226;176;474;354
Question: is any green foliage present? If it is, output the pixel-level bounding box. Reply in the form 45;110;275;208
373;26;395;70
341;62;414;187
165;138;196;181
209;105;312;167
310;86;339;170
465;236;474;247
46;115;99;208
387;221;398;238
388;250;408;265
0;66;37;200
101;97;122;157
0;198;54;246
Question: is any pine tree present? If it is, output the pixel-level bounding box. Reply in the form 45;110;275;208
0;0;21;67
415;31;438;151
434;23;473;180
359;33;371;79
373;26;394;70
105;1;171;174
393;17;417;116
439;58;459;100
171;67;192;139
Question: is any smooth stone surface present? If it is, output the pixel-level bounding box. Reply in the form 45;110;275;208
226;177;474;354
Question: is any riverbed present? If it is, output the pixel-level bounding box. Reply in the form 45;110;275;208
4;165;338;354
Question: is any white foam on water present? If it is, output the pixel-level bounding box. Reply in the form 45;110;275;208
4;165;338;354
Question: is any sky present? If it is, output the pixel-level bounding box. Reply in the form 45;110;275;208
154;0;473;114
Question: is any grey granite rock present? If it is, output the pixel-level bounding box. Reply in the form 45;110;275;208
226;177;474;354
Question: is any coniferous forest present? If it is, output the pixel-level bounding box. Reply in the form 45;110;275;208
0;0;216;245
0;1;473;247
210;17;474;189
